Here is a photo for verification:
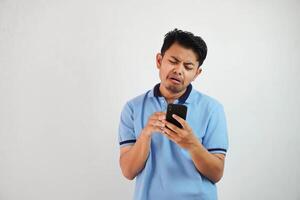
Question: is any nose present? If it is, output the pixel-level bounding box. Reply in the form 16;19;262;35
172;63;184;75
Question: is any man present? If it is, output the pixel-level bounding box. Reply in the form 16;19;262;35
118;29;229;200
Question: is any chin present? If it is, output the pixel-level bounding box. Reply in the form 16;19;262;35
166;84;185;94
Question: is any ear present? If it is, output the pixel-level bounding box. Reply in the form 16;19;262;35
192;67;202;81
156;53;163;69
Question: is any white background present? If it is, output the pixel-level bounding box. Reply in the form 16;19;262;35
1;0;300;199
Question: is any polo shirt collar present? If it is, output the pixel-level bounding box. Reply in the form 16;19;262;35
150;83;193;104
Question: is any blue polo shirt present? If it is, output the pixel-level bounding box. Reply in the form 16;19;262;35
118;83;229;200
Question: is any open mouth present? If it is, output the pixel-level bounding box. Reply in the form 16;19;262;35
168;77;182;84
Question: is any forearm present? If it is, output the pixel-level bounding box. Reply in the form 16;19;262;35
188;141;225;183
120;131;151;180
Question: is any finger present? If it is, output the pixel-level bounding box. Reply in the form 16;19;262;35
162;131;177;143
163;127;181;142
148;123;165;133
172;114;188;129
163;129;181;144
151;115;165;121
153;125;165;133
158;114;166;120
150;112;166;121
153;111;166;116
149;119;165;128
162;119;186;137
155;112;166;120
162;119;182;135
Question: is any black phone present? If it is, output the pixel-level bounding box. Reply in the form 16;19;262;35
166;104;187;128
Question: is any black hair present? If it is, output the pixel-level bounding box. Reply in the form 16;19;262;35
161;28;207;67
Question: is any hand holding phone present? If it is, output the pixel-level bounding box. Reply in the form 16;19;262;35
166;104;187;128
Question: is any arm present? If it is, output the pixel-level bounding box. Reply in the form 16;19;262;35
119;112;166;180
162;115;226;183
119;131;151;180
188;141;225;183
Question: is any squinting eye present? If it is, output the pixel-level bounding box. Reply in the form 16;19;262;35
185;66;193;70
169;60;176;64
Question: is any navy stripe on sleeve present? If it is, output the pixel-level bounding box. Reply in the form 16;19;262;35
208;148;227;153
120;139;137;145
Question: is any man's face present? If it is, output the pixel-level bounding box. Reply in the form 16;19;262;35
156;42;202;94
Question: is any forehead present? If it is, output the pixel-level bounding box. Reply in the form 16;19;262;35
164;42;198;63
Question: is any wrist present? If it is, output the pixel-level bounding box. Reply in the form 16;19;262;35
141;128;152;139
187;137;202;153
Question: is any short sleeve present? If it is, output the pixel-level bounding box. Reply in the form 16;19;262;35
202;104;229;155
118;102;137;147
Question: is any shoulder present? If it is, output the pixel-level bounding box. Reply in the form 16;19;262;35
190;89;224;113
122;90;151;110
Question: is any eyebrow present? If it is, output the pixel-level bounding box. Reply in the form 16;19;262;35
170;56;195;67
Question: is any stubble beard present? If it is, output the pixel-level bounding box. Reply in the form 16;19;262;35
166;84;185;94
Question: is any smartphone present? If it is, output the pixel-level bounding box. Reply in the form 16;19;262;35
166;104;187;128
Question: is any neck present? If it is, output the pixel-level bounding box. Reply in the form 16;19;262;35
159;84;186;104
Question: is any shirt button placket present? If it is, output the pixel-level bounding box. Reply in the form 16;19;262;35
159;98;165;111
163;99;167;111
